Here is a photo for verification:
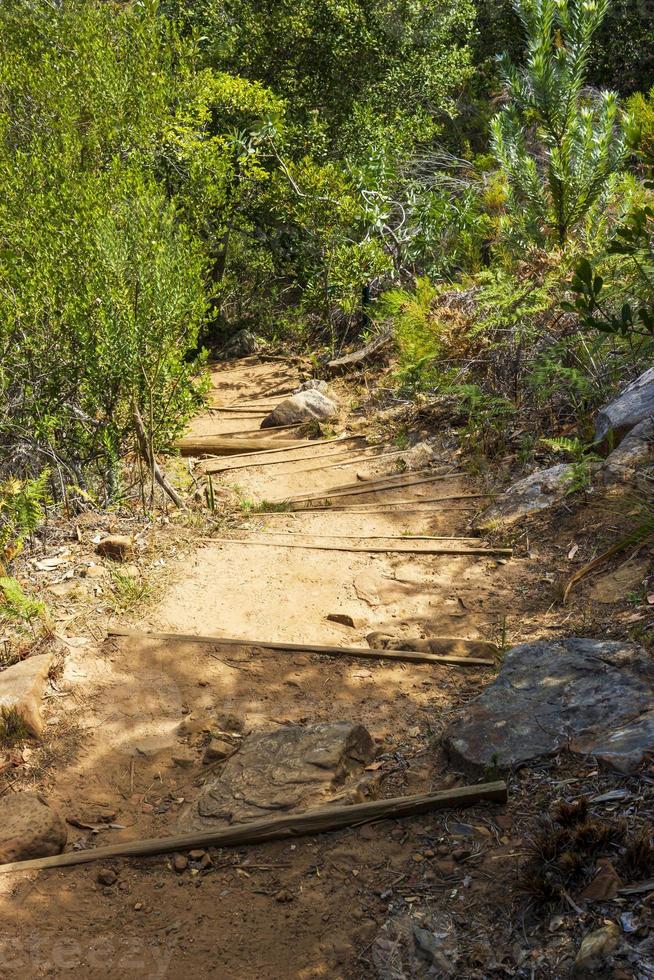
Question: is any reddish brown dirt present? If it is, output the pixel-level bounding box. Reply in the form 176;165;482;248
1;359;651;979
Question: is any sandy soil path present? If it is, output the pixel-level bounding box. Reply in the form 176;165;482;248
1;359;533;979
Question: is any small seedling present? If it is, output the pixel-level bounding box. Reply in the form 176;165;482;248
0;705;29;746
111;570;152;611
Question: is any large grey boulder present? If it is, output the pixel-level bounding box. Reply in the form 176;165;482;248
184;721;375;829
474;463;573;530
260;389;337;429
601;417;654;483
443;638;654;774
0;793;67;863
595;367;654;445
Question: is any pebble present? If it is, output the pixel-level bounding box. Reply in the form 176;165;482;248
573;922;620;975
202;738;234;763
97;869;117;886
172;854;188;874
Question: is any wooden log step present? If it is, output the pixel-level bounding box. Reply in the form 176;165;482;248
199;436;365;470
236;531;481;542
209;407;270;414
216;422;310;435
108;627;498;664
205;538;512;557
0;782;508;874
289;493;487;513
282;469;457;503
200;442;391;476
177;436;317;457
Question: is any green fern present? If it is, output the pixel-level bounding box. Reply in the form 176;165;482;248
377;277;442;391
0;577;45;624
0;471;51;564
540;436;585;459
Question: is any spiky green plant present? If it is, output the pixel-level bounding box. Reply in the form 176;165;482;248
491;0;629;246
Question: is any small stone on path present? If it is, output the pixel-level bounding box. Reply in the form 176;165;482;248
172;854;188;873
573;922;620;975
202;737;234;763
326;613;356;628
97;868;117;886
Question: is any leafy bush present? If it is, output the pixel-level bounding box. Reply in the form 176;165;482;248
565;208;654;349
0;1;209;499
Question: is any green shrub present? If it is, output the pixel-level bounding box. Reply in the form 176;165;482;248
491;0;629;247
0;1;209;498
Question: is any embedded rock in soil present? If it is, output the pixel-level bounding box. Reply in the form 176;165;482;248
573;922;620;975
0;793;67;863
260;389;337;429
0;652;53;737
326;612;356;628
294;379;329;394
372;914;458;979
96;535;133;561
474;463;574;529
183;721;375;829
443;638;654;774
601;417;654;483
589;559;649;604
202;737;234;763
595;367;654;444
221;328;259;358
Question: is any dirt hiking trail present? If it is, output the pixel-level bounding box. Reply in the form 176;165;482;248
1;358;543;978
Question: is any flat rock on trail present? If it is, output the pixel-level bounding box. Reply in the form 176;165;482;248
1;358;545;979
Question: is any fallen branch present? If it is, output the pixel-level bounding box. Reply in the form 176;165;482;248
108;627;497;664
206;537;512;557
0;782;507;874
133;406;185;509
619;879;654;896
